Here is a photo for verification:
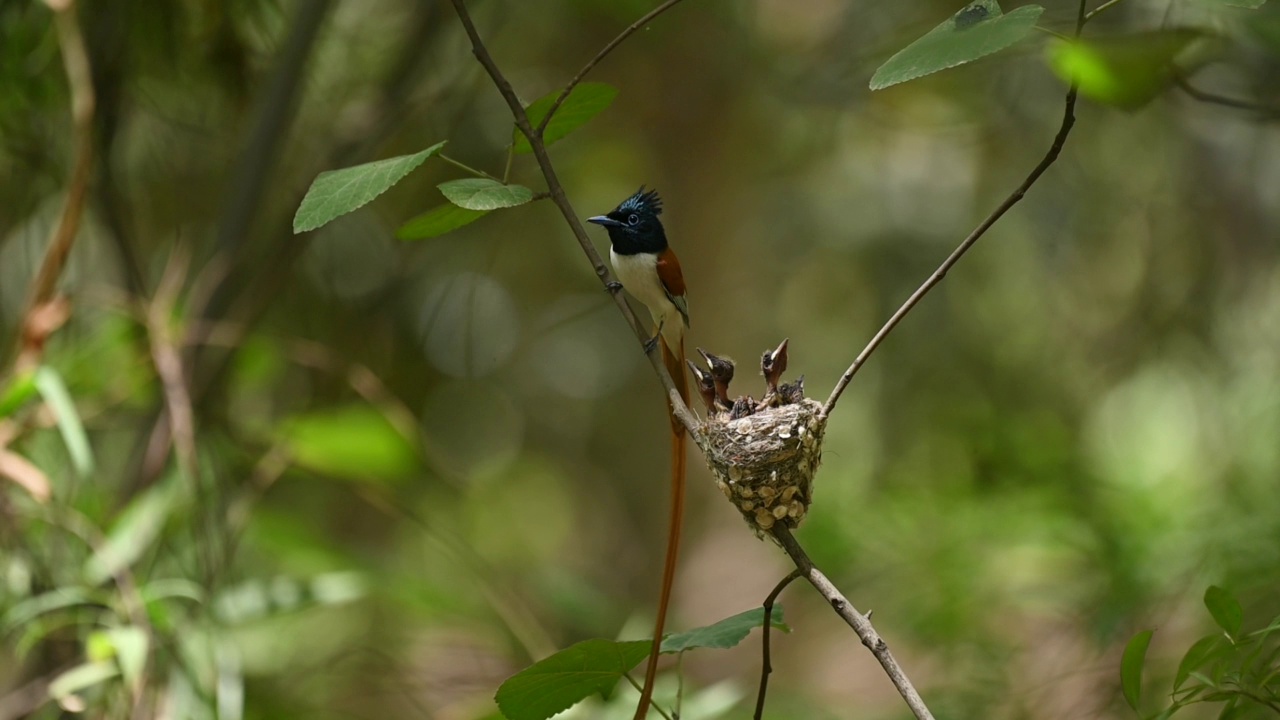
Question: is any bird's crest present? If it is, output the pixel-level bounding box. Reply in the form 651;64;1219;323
616;186;663;217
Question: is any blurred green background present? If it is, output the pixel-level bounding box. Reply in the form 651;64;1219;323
3;0;1280;718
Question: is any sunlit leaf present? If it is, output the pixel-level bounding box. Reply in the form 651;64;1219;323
1176;634;1225;690
84;478;179;585
514;82;619;153
34;366;93;477
396;204;490;240
1048;30;1202;110
870;1;1045;90
293;141;446;233
495;638;649;720
438;179;534;211
660;607;789;654
0;369;38;417
279;406;418;483
47;661;119;702
107;626;149;692
1205;585;1243;637
1121;629;1154;711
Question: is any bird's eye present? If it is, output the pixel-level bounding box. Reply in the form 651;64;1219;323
627;214;640;226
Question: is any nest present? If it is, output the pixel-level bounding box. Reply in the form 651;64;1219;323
690;341;826;538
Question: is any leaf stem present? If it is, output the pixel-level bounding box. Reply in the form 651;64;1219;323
622;674;674;720
439;153;501;182
502;144;515;184
1084;0;1126;23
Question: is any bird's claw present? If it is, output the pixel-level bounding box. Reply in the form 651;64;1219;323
605;281;623;294
643;334;660;354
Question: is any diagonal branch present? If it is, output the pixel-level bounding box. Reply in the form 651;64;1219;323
447;0;701;440
822;1;1089;419
9;0;95;372
772;526;936;720
535;0;690;136
1173;72;1280;120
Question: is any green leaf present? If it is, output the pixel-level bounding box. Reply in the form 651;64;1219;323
1205;585;1243;637
84;478;179;585
34;366;93;477
2;587;95;633
47;661;119;701
279;406;419;483
660;607;789;654
1201;0;1267;8
1047;30;1201;110
870;1;1045;90
106;626;148;692
438;179;534;211
293;142;446;233
1176;635;1225;690
396;204;490;240
495;638;649;720
0;369;38;418
515;82;619;154
1121;629;1154;711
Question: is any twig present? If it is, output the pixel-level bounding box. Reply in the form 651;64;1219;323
622;673;675;720
822;0;1089;419
446;0;701;441
535;0;690;136
1174;73;1280;119
10;0;95;371
754;569;803;720
1084;0;1127;22
771;526;936;720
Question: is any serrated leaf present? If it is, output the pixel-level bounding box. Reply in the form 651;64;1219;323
293;142;446;233
34;366;93;477
47;661;119;700
515;82;619;153
1121;629;1154;711
495;638;649;720
660;607;789;654
438;179;533;211
1205;585;1243;637
870;1;1045;90
1048;30;1202;110
1176;635;1225;690
84;478;179;585
396;204;490;240
279;406;418;483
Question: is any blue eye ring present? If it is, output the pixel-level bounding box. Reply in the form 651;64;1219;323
628;213;640;226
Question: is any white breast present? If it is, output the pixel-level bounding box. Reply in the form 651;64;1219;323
611;249;684;345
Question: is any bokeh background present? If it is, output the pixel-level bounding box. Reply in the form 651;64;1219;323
3;0;1280;718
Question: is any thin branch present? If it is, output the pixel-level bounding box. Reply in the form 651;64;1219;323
446;0;702;441
535;0;690;136
822;0;1089;419
1174;73;1280;119
771;526;936;720
10;0;95;371
754;568;803;720
622;674;675;720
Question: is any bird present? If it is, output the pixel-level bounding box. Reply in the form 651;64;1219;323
588;187;688;720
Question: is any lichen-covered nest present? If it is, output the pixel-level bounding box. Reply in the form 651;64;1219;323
701;399;826;537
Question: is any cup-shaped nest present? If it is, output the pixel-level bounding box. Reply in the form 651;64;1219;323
702;398;826;538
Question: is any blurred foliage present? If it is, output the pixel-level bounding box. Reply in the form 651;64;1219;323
3;0;1280;718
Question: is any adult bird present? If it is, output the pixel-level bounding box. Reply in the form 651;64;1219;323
588;188;688;719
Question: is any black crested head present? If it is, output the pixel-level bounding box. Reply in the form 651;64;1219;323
586;186;668;256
